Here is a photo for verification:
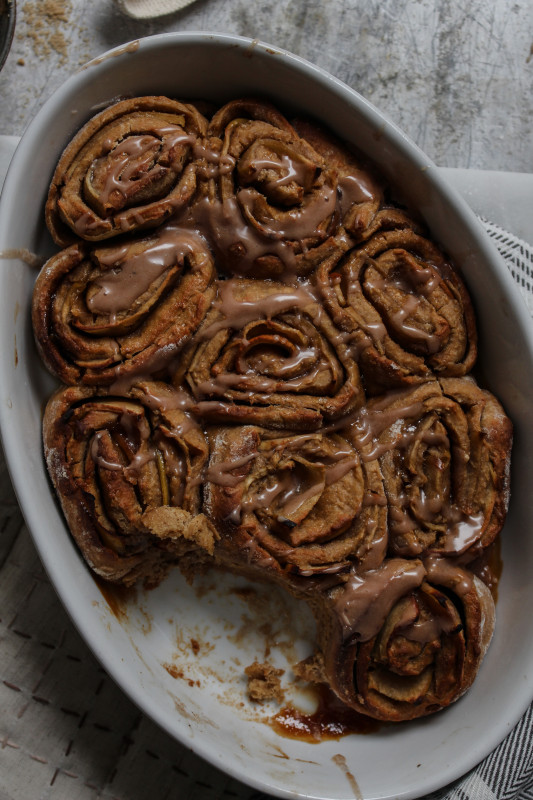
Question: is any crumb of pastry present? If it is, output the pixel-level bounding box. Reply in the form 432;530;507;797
245;661;285;704
293;652;326;684
142;507;219;555
20;0;72;63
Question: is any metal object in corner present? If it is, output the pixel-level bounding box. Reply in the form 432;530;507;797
0;0;15;71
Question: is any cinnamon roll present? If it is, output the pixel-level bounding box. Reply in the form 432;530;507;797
43;381;217;585
349;378;512;559
174;277;364;430
291;117;387;240
316;226;477;392
193;98;382;278
45;96;208;246
30;94;514;724
204;424;387;582
32;226;216;386
313;556;495;721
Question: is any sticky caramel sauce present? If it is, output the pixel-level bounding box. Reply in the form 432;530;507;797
93;574;136;620
163;662;201;687
469;538;503;602
271;684;380;742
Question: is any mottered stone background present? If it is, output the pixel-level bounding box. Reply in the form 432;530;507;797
0;0;532;172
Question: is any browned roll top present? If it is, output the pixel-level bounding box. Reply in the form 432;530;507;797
316;224;477;392
204;425;387;582
32;225;216;385
193;98;382;278
313;556;495;721
45;96;209;246
43;381;218;585
174;277;364;430
350;378;512;559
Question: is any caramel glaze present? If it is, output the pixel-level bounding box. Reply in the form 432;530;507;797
468;539;503;601
272;683;380;741
75;130;377;282
80;379;501;633
74;131;458;413
93;574;136;619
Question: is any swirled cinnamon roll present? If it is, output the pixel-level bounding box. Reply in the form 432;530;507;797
31;94;513;722
173;277;364;430
32;226;216;386
204;424;387;583
348;378;512;559
45;96;208;245
312;556;495;721
192;98;382;278
291;117;390;241
315;226;477;392
43;381;217;585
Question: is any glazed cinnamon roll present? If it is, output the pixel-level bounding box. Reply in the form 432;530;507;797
349;378;512;559
291;117;387;240
316;226;477;392
193;98;382;278
204;424;387;582
43;381;217;585
174;277;364;430
313;556;495;721
45;96;208;245
30;94;513;722
32;226;216;386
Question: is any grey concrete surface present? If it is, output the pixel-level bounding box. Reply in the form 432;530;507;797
0;0;532;172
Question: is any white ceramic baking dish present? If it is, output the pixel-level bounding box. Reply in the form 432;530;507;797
1;32;533;800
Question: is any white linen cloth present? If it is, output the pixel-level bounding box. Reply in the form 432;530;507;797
113;0;198;18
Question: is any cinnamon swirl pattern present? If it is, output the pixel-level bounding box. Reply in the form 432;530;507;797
176;277;363;430
32;227;216;385
46;96;209;246
354;378;512;559
43;381;217;586
204;425;387;582
33;96;512;723
315;556;495;721
316;225;477;392
195;99;382;278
